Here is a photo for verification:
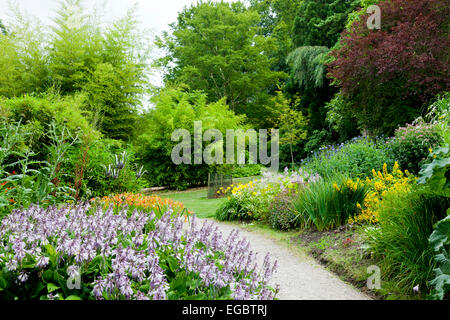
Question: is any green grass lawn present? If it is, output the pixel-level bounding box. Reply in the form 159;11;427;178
156;176;260;219
158;189;223;219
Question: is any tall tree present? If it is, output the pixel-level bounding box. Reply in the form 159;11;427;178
282;0;361;143
292;0;361;48
157;1;286;128
328;0;450;135
248;0;303;72
271;90;308;167
0;9;49;97
48;0;150;140
49;0;103;94
286;46;332;131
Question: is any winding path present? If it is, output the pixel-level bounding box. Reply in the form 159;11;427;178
200;218;370;300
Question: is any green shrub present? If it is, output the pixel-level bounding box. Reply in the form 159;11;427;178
215;192;268;222
231;164;263;178
365;190;450;295
294;175;369;231
268;192;298;231
215;169;318;223
63;139;144;199
303;136;395;179
0;122;77;218
0;93;99;164
303;129;333;156
386;122;443;175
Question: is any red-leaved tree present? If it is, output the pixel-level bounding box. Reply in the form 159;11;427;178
328;0;449;135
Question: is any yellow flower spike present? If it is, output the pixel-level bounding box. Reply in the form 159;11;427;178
429;148;433;154
393;161;399;171
377;171;383;179
383;163;388;176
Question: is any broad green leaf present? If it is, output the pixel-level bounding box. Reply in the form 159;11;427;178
429;215;450;299
47;283;60;293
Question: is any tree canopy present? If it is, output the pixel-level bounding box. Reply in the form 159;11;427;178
157;1;286;128
328;0;450;135
0;0;151;141
292;0;361;48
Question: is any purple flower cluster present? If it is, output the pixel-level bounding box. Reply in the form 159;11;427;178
0;203;278;300
182;216;279;299
300;135;389;166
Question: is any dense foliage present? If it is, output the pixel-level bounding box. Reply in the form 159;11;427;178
157;1;286;128
386;123;443;174
292;0;361;48
301;136;394;179
294;175;368;231
428;215;450;300
0;0;150;141
216;169;320;223
135;87;245;190
365;190;449;295
328;0;450;135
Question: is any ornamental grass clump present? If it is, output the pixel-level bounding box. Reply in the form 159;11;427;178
365;190;449;295
0;204;278;300
294;174;368;231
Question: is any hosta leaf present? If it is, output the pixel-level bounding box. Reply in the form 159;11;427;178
429;273;450;300
65;295;82;300
0;275;8;290
429;215;450;252
42;270;54;282
429;215;450;299
435;253;450;274
47;283;59;293
30;282;46;299
139;283;150;292
167;255;179;273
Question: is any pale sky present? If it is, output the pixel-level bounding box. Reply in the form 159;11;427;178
0;0;238;89
0;0;237;34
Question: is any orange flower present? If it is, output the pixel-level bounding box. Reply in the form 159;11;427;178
93;193;189;216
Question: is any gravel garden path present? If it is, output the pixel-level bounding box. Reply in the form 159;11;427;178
200;218;370;300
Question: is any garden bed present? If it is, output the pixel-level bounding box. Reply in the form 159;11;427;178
292;226;425;300
293;226;380;299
